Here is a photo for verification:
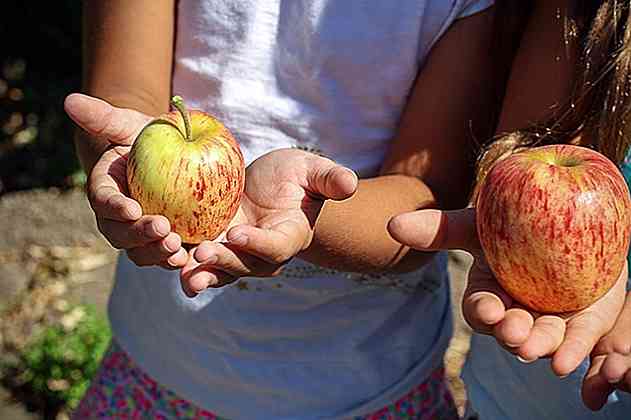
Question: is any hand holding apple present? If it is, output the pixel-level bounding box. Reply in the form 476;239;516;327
64;93;189;269
388;206;627;378
127;96;245;244
179;148;358;296
476;145;631;313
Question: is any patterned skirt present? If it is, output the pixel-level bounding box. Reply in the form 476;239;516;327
72;341;458;420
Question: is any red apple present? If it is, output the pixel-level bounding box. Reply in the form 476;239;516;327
127;96;245;244
476;144;631;313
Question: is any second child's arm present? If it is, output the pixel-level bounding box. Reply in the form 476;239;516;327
278;7;500;273
186;6;504;285
185;7;503;289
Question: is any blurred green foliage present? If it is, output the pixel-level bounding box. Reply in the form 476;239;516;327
3;305;111;416
1;2;83;194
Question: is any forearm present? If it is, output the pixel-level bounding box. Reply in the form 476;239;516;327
76;0;175;173
300;174;439;273
298;8;500;273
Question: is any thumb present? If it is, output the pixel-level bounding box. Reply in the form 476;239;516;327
305;158;358;201
388;207;480;253
64;93;152;146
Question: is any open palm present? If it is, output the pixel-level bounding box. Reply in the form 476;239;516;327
66;93;358;295
180;148;357;295
388;207;627;378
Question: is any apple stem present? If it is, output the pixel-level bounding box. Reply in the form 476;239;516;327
171;95;193;142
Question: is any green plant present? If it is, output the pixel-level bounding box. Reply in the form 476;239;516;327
3;305;111;415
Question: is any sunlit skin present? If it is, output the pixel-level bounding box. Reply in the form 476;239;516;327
476;145;631;313
127;97;245;244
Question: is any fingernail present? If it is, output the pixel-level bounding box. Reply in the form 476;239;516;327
194;245;211;261
124;202;142;220
146;221;167;237
607;378;621;384
164;236;180;253
155;221;169;236
229;234;248;246
202;254;218;264
167;249;186;267
516;356;536;364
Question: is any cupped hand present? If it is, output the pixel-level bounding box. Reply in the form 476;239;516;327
180;148;358;296
64;93;188;269
582;289;631;411
388;207;627;377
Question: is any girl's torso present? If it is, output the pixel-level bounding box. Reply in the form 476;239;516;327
109;1;493;418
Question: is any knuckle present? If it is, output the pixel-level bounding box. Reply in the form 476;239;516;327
104;193;125;215
612;338;631;355
131;220;149;241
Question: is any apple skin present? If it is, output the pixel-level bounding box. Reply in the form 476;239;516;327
127;100;245;244
476;144;631;313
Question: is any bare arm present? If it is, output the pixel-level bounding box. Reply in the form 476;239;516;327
389;0;630;382
300;7;502;273
493;0;579;135
76;0;175;172
66;0;191;270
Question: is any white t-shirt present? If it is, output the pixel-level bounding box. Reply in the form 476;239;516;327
109;1;493;418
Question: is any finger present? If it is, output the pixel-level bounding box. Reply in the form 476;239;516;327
516;315;566;363
89;182;142;222
463;291;507;334
64;93;151;145
87;149;141;221
179;254;237;297
592;297;631;356
554;275;626;377
387;208;479;253
98;215;171;249
552;314;605;378
193;241;281;277
492;308;535;349
125;233;185;267
462;270;513;333
582;355;613;411
226;220;309;265
181;269;237;297
600;353;631;385
303;155;358;200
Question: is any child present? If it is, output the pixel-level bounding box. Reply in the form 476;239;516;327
389;1;631;418
65;0;500;418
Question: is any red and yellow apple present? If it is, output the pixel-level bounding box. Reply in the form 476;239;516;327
476;144;631;313
127;96;245;244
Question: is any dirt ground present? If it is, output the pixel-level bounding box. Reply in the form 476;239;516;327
0;188;474;419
